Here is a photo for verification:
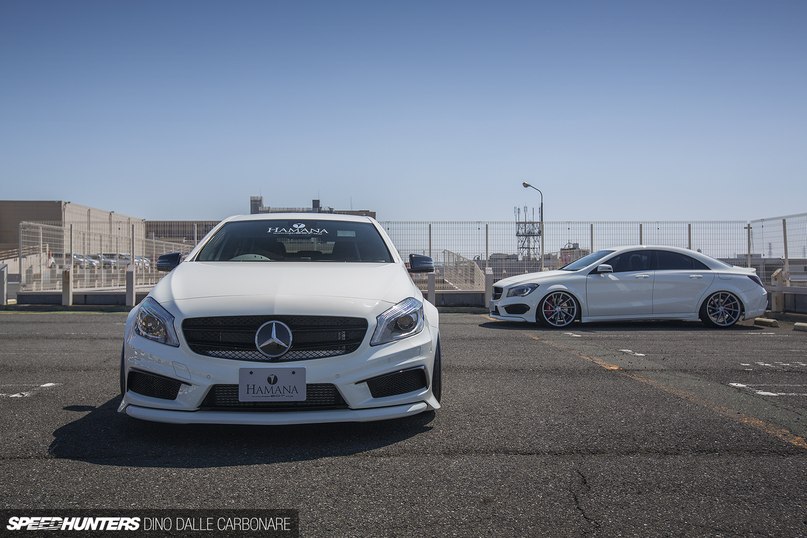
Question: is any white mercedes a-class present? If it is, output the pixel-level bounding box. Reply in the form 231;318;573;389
119;214;441;425
490;245;768;329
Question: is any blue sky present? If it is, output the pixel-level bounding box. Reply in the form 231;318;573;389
1;1;805;222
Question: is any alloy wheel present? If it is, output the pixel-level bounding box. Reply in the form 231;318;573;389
705;292;742;327
540;291;578;328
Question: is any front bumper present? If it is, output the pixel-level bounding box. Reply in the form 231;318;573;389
120;322;440;424
121;401;430;425
488;299;534;323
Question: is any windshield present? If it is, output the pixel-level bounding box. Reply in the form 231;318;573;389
560;249;614;271
196;220;394;263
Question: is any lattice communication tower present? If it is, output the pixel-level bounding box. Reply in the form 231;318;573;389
515;206;540;261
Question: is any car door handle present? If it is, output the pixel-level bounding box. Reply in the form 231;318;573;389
689;275;703;279
634;274;651;279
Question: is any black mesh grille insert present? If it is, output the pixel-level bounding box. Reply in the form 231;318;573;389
364;368;428;398
183;315;368;362
127;370;183;400
492;287;503;300
504;304;530;315
200;384;348;410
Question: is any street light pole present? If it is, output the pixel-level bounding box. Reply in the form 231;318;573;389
522;182;544;271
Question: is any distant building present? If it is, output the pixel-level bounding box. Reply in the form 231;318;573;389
249;196;376;219
0;200;144;252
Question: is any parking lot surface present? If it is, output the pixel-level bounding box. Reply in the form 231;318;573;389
1;311;805;536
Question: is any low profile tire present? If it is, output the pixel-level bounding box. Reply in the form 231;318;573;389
431;339;442;403
700;291;743;328
538;291;578;328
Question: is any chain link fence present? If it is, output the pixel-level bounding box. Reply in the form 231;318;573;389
381;219;757;288
13;214;807;294
18;221;193;292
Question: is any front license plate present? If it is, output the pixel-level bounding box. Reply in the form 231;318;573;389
238;368;307;402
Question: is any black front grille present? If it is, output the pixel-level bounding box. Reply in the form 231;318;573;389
200;384;348;410
183;315;368;362
492;287;503;300
364;367;428;398
127;370;184;400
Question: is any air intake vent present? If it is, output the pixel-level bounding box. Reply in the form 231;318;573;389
127;370;184;400
364;367;428;398
504;304;530;315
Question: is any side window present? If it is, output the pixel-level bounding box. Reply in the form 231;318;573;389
607;251;652;273
655;251;709;271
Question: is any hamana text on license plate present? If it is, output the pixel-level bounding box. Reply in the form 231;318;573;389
238;368;306;402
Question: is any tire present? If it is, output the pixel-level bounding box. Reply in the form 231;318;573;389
538;291;578;328
431;339;442;403
700;291;742;328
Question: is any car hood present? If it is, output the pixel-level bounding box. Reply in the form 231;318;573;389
151;262;417;308
494;270;571;288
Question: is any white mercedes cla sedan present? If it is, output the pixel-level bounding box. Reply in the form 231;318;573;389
490;245;767;329
119;214;441;425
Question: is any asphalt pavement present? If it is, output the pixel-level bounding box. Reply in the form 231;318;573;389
0;311;805;536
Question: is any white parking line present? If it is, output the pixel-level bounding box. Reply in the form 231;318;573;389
564;332;582;338
0;383;61;398
728;383;807;397
619;349;646;357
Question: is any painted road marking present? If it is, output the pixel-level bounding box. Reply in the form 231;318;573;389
729;383;807;397
522;333;807;450
0;383;61;398
744;361;807;370
619;349;646;357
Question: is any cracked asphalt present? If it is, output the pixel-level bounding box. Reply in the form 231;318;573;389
1;311;806;536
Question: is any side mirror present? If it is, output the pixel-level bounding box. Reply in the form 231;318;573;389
156;252;183;272
408;254;435;274
596;264;613;274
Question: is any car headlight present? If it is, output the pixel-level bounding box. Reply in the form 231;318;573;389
507;283;539;297
370;297;425;346
134;297;180;347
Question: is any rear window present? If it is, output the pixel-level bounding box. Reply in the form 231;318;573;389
196;220;393;263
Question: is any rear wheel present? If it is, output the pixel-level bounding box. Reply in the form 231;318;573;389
701;291;742;328
538;291;578;328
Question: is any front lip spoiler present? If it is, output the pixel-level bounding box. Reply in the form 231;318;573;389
123;401;430;425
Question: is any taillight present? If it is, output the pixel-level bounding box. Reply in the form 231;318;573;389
747;275;764;287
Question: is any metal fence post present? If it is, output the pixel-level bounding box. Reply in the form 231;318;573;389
1;263;7;305
485;224;489;272
484;267;493;309
590;224;594;252
428;223;432;258
62;268;73;306
18;224;24;288
782;218;790;283
687;223;692;250
746;223;752;268
126;265;136;307
427;272;436;306
639;223;643;245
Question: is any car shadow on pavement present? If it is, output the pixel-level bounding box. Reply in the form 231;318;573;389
479;320;765;332
49;397;435;468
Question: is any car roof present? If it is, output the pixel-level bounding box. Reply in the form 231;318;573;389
604;245;725;266
222;213;376;224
